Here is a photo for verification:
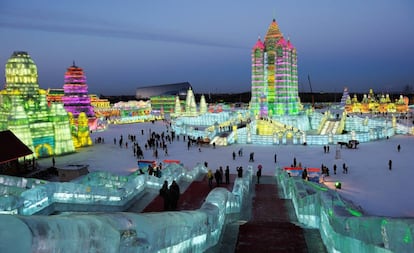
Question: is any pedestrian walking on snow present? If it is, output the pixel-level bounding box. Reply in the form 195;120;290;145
256;165;262;184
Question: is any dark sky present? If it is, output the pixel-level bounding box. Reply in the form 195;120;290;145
1;0;413;95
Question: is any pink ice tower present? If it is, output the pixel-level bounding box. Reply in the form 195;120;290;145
61;62;95;118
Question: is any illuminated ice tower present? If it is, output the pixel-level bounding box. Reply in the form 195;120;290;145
0;51;75;157
61;62;96;129
251;19;300;117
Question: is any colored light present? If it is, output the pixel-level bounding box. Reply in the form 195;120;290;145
335;181;342;189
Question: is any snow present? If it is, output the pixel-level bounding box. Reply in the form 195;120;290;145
37;120;414;218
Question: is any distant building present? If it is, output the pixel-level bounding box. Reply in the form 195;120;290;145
250;19;300;117
46;88;64;104
136;82;193;100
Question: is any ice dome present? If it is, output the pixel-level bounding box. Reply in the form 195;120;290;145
5;51;40;95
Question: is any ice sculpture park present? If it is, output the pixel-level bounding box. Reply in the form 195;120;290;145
1;18;414;252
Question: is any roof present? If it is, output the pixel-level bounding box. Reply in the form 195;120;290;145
252;37;265;51
265;19;282;42
136;82;193;99
0;130;33;164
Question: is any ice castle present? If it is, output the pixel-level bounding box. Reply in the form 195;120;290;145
0;51;75;157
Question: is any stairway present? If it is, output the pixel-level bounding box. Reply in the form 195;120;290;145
235;176;326;253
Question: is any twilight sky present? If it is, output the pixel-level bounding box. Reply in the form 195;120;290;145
1;0;413;96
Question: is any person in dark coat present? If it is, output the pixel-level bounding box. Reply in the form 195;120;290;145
225;166;230;184
389;160;392;170
159;180;170;211
169;180;180;210
256;165;262;184
214;169;221;186
237;166;243;178
302;168;308;180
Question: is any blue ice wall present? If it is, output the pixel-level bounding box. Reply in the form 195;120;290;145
276;168;414;253
0;166;253;252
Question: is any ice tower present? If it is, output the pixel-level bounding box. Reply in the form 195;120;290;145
250;19;300;117
61;62;97;130
184;87;197;116
0;51;75;157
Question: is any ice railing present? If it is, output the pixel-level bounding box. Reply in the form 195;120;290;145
0;167;253;253
276;167;414;253
0;163;207;216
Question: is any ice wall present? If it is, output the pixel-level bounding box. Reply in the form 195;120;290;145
0;167;253;253
0;163;206;216
276;168;414;253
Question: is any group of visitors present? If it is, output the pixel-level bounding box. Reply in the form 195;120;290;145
159;180;180;211
206;165;231;189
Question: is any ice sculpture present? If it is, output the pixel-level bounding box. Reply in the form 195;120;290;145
276;167;414;253
0;51;75;157
250;19;300;116
61;62;97;130
0;163;253;253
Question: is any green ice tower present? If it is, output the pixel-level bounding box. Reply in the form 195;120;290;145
0;51;75;157
250;19;300;117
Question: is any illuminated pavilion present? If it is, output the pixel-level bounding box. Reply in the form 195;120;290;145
250;19;300;117
0;51;75;157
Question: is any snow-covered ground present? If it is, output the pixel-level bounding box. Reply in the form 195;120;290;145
37;121;414;218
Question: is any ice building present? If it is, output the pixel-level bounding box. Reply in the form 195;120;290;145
250;19;300;117
61;62;97;130
0;51;75;157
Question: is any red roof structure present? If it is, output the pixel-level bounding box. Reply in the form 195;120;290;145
0;130;33;164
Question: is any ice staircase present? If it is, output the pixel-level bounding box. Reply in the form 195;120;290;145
318;114;345;135
235;176;327;252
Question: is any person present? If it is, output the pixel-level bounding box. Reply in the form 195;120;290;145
219;166;224;184
249;152;254;162
397;144;401;152
389;160;392;170
169;180;180;210
52;156;55;167
232;151;236;160
214;169;221;186
207;169;214;189
256;165;262;184
333;164;337;175
159;180;170;211
323;145;326;153
302;168;308;180
274;153;277;163
237;166;243;178
293;157;297;167
225;166;230;184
